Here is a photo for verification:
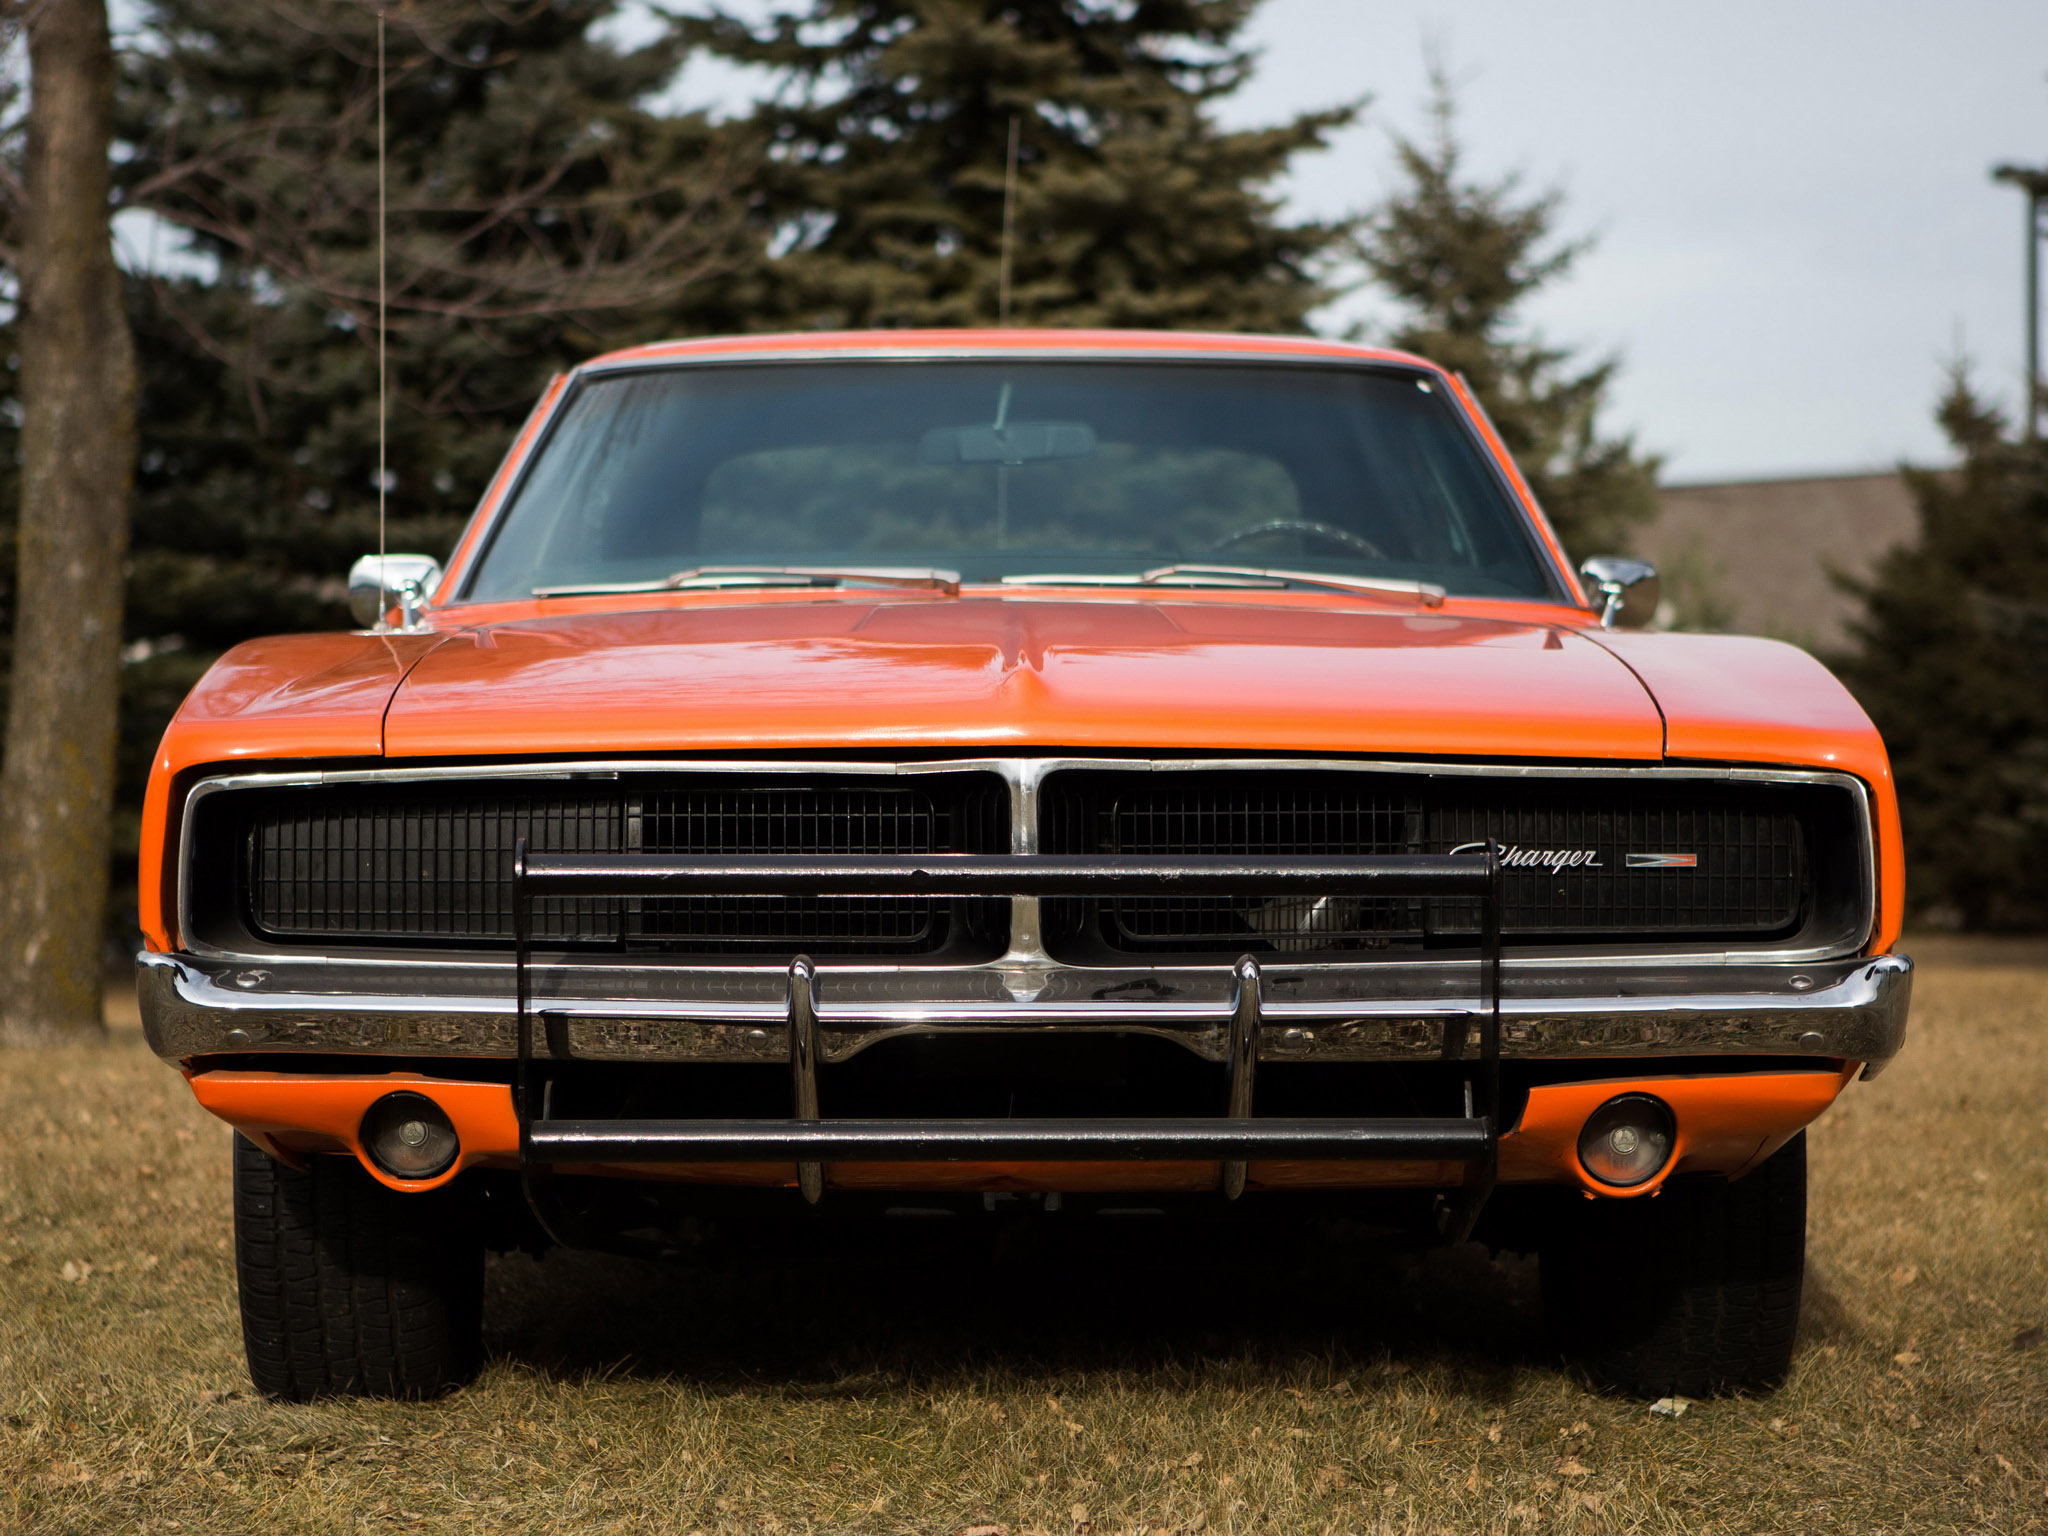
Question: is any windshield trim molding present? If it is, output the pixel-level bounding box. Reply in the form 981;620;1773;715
446;351;1584;610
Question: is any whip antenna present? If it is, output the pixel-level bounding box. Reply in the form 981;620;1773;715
998;114;1019;325
376;11;388;588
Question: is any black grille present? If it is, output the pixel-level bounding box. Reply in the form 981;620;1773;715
1043;775;1426;953
242;775;1006;958
211;764;1850;962
250;788;620;943
1430;789;1803;939
630;785;974;951
1041;770;1811;958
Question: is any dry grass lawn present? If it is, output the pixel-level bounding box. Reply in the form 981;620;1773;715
3;938;2045;1534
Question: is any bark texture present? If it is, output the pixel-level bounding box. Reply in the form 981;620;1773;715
0;0;139;1045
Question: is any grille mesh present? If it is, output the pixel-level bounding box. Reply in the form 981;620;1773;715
246;777;1005;956
235;767;1815;958
1430;793;1803;938
1044;778;1425;953
1041;771;1808;957
251;789;619;943
630;785;969;950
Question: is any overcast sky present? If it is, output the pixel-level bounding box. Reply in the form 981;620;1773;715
1220;1;2048;481
117;2;2044;487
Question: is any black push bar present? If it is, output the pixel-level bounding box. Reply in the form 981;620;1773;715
509;843;1504;1232
524;1115;1496;1163
516;851;1491;899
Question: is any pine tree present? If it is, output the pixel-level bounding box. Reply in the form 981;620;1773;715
683;0;1357;332
114;0;761;625
1356;85;1658;558
1836;372;2048;930
68;0;763;925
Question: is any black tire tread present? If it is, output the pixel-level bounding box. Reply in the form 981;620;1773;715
233;1134;483;1401
1542;1132;1806;1397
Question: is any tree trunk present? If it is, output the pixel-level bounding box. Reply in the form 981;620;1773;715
0;0;139;1045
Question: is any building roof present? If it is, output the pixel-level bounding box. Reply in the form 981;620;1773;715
1640;470;1922;652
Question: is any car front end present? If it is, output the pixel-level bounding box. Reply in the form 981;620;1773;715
137;331;1909;1398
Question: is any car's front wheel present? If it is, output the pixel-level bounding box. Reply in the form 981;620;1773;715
232;1134;484;1400
1541;1132;1807;1397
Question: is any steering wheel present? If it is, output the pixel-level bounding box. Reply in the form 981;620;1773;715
1207;518;1387;561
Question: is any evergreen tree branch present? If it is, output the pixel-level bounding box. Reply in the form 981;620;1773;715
1354;67;1656;557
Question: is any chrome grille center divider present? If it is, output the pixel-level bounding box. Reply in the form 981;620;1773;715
508;841;1506;1224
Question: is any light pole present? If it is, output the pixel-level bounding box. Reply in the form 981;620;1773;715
1992;163;2048;439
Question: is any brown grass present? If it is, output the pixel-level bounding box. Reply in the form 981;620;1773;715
3;938;2045;1534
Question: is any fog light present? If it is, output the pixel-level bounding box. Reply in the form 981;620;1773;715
361;1091;459;1180
1577;1094;1674;1188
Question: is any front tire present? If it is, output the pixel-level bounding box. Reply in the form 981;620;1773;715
1541;1132;1806;1397
233;1134;484;1400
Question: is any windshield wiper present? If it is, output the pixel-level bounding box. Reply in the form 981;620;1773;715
1002;564;1446;608
534;565;962;599
1143;564;1447;605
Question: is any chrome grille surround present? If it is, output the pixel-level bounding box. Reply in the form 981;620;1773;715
179;755;1877;971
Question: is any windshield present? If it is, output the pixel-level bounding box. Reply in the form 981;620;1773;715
461;361;1561;603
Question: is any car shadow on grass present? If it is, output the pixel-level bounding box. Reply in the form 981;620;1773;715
1795;1267;1861;1350
480;1210;1552;1398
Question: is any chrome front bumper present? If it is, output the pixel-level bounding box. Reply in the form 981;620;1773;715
140;948;1913;1074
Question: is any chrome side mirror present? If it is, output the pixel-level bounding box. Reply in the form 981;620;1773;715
348;553;444;631
1578;556;1659;628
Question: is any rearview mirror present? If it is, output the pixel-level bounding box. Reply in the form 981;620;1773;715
918;421;1096;465
348;553;444;631
1578;556;1659;628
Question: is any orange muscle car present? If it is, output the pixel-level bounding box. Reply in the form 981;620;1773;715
139;330;1911;1401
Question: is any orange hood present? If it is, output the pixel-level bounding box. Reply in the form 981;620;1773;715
144;593;1907;953
379;595;1665;760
